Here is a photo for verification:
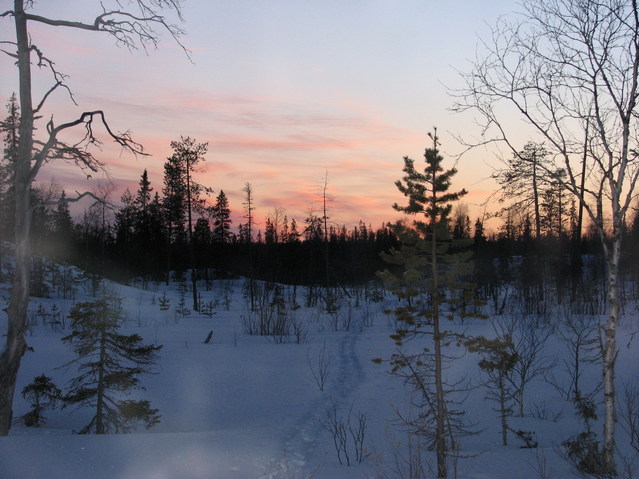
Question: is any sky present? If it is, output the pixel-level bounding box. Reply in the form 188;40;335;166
0;0;521;233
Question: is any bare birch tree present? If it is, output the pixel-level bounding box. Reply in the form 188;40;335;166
454;0;639;473
0;0;187;436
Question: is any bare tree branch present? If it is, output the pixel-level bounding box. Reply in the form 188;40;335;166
452;1;639;472
23;1;191;60
0;0;189;438
28;110;147;185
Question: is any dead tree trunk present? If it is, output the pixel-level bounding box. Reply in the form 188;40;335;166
1;0;186;436
0;0;33;436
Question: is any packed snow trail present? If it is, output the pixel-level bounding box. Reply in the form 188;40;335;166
267;309;366;478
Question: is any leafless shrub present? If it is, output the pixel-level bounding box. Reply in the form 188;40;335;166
620;381;639;454
322;400;350;466
368;423;432;479
528;447;554;479
241;284;307;344
306;340;331;392
531;401;563;423
546;309;600;401
492;314;555;416
321;399;368;466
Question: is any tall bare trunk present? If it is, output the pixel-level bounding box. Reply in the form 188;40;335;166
96;331;106;434
431;172;447;479
500;376;508;446
602;234;620;473
0;0;32;436
185;159;198;312
532;158;541;239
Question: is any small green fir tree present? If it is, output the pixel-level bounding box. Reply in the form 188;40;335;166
465;335;518;446
21;374;61;427
62;293;162;434
377;129;482;478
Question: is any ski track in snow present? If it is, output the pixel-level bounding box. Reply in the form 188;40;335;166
265;312;365;478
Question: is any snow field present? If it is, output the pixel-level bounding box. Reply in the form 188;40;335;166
0;271;637;478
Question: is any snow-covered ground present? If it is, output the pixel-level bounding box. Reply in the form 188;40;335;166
0;265;637;478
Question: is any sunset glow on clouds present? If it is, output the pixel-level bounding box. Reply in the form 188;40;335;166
0;0;518;232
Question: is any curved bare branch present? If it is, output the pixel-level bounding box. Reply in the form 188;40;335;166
28;110;147;185
24;1;191;60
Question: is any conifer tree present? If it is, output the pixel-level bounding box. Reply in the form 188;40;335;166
242;182;255;244
135;169;153;220
493;142;550;239
132;170;163;280
288;218;300;243
193;217;212;246
212;190;232;244
21;374;61;427
165;136;210;310
50;190;75;261
377;129;478;478
114;189;137;276
465;336;518;446
162;153;187;284
1;0;187;438
62;293;162;434
0;94;19;243
147;192;167;280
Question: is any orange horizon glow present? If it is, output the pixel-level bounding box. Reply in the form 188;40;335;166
2;1;511;237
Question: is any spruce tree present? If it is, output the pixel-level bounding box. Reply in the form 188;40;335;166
492;142;550;239
114;189;138;277
21;374;61;427
0;94;19;243
132;170;163;280
162;150;187;284
377;130;478;478
163;137;210;308
50;190;75;261
465;336;518;446
212;190;232;244
135;169;153;221
62;293;162;434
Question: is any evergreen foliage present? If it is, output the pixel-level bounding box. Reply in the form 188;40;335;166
465;336;518;446
492;142;550;239
62;293;162;434
377;130;481;478
21;374;61;427
212;190;232;244
0;93;19;243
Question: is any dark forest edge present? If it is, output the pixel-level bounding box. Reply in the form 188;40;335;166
3;187;639;314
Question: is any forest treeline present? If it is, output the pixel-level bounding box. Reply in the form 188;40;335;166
2;93;639;304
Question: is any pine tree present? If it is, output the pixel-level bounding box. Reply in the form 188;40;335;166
135;169;153;220
288;218;300;243
133;169;154;247
211;190;232;244
193;217;212;246
281;215;289;243
50;190;75;261
114;189;137;277
165;136;211;310
377;130;479;478
132;170;165;280
162;149;187;283
62;293;162;434
493;142;550;239
465;336;518;446
0;94;19;242
147;192;167;280
21;374;61;427
242;182;255;244
264;218;276;244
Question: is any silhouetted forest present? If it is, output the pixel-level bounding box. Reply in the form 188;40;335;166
3;94;639;312
3;157;639;318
